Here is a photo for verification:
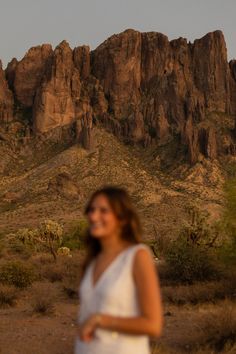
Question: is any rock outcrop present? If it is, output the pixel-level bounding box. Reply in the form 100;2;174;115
229;59;236;136
0;60;13;122
33;41;76;132
92;29;236;163
7;44;53;107
47;171;81;199
1;29;236;164
92;29;142;119
32;41;106;151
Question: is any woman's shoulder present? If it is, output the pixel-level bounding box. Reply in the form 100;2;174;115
129;242;153;254
131;243;156;280
127;242;153;264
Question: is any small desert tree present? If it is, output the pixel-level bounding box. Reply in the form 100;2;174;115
15;228;38;248
37;220;63;261
8;220;63;261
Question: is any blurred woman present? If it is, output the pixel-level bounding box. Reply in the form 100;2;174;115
75;185;163;354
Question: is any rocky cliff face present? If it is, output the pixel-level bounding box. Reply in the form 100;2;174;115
6;44;53;108
92;29;236;163
0;60;13;123
229;59;236;135
1;29;236;163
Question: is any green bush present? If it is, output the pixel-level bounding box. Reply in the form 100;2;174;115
62;219;88;250
0;261;37;288
7;221;64;261
7;238;32;259
165;237;218;284
218;225;236;266
165;205;220;284
218;177;236;266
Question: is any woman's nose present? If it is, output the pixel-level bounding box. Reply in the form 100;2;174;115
89;208;100;220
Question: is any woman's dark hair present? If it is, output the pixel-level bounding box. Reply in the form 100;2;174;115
81;185;143;276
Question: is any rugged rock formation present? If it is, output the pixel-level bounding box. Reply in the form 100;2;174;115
92;29;142;118
33;41;76;132
0;60;14;122
1;29;236;164
47;171;81;199
92;29;236;163
229;59;236;136
32;41;107;151
7;44;53;107
73;45;90;79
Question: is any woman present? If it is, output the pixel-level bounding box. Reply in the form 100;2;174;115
75;185;163;354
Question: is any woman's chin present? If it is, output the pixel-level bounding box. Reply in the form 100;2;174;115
90;231;107;239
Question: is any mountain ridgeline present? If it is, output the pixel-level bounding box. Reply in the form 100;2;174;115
1;29;236;164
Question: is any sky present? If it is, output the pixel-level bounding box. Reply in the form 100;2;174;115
0;0;235;67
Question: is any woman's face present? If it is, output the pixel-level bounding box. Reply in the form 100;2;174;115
87;194;121;238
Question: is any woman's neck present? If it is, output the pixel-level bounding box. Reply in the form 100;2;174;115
99;233;131;255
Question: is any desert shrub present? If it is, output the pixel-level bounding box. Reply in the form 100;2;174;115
198;301;236;351
0;284;18;307
218;177;236;267
57;246;71;256
146;226;170;259
36;252;82;286
41;262;64;283
6;238;32;259
31;253;55;266
0;261;37;288
165;238;219;284
61;254;83;298
220;231;236;266
62;273;79;298
165;205;221;284
30;282;57;314
8;221;64;261
12;228;37;247
37;220;63;261
62;219;88;251
162;279;236;305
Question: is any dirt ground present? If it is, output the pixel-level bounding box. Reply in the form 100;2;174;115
0;299;78;354
0;293;225;354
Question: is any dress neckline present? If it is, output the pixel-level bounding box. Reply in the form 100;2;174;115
90;243;136;290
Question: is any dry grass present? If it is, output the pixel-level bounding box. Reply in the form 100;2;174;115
31;253;83;299
197;300;236;351
40;262;64;282
162;279;236;305
60;254;83;298
0;284;18;307
30;282;59;315
31;252;82;284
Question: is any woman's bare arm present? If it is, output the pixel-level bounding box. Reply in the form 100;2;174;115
79;247;164;340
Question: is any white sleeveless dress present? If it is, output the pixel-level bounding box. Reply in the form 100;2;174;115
74;243;152;354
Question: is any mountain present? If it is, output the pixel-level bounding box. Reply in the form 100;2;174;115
0;29;235;237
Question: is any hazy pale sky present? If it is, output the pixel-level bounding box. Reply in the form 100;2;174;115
0;0;235;67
